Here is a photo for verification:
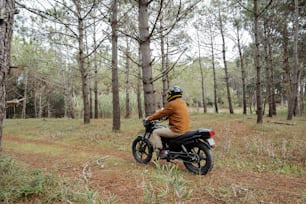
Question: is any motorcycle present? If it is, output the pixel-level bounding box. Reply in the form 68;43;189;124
132;119;215;175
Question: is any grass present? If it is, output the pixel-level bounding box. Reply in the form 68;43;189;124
142;161;192;203
5;140;66;156
3;114;306;175
1;112;306;203
0;155;105;204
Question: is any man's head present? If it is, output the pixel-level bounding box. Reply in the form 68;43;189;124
167;86;183;102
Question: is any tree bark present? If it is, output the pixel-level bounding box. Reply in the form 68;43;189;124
111;0;120;131
93;8;99;119
287;0;299;120
254;0;263;123
90;87;93;118
196;30;207;113
137;47;143;119
63;56;75;119
218;7;233;114
74;0;90;124
236;23;247;115
22;70;28;118
47;96;51;118
209;26;218;113
139;0;155;116
0;0;16;151
264;17;273;117
125;37;131;118
160;16;168;107
38;93;42;118
282;23;293;119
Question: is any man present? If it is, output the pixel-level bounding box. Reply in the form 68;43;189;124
146;86;190;158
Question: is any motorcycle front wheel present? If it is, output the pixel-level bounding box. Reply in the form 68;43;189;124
132;136;153;164
183;142;213;175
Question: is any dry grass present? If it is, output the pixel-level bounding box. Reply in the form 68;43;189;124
2;112;306;203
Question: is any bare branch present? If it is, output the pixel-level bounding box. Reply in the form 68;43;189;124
15;2;78;38
152;48;187;83
148;0;163;39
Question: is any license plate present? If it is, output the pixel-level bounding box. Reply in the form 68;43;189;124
207;138;215;147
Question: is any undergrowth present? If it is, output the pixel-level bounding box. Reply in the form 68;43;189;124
0;155;103;204
143;160;192;203
2;113;306;203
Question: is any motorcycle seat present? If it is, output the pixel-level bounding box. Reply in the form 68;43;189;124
178;130;199;138
163;128;212;143
164;129;202;143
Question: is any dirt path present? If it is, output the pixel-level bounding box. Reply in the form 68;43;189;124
3;135;306;204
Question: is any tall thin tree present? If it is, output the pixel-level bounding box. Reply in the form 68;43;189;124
287;0;299;120
124;37;131;118
233;17;247;115
0;0;17;151
111;0;120;131
196;30;207;113
209;26;219;114
253;0;263;123
263;16;274;117
218;5;234;114
138;0;155;116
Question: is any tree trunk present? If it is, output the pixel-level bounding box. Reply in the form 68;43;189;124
89;87;93;118
85;27;92;119
269;34;276;116
139;0;155;116
111;0;120;131
74;1;90;124
209;27;218;113
254;0;263;123
299;77;305;115
137;47;143;119
22;70;28;118
160;17;168;107
197;30;207;113
34;89;37;117
287;0;299;120
64;85;75;119
0;0;16;151
62;46;75;119
282;25;289;96
264;18;273;117
236;24;247;115
165;38;170;94
38;93;42;118
125;37;131;118
93;10;99;119
63;61;75;119
218;8;233;114
47;96;51;118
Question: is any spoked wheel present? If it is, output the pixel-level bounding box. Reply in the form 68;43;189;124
132;136;153;164
183;142;213;175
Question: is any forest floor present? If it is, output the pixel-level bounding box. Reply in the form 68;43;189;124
2;115;306;203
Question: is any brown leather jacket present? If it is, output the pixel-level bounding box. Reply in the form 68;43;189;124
147;98;190;133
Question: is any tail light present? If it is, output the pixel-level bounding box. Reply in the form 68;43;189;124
209;131;215;137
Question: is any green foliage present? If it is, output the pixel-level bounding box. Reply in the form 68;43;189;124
0;156;57;203
0;155;106;203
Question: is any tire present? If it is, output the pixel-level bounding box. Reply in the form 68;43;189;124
183;142;213;175
132;136;153;164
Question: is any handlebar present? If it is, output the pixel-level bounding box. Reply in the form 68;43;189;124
143;117;168;127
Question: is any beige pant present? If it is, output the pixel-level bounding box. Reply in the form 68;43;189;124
152;127;181;149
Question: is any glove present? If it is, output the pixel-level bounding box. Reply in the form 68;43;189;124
160;116;168;120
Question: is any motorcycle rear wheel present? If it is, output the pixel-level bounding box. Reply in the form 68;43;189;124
132;136;153;164
183;142;213;175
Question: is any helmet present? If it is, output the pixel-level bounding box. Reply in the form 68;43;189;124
167;86;183;102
